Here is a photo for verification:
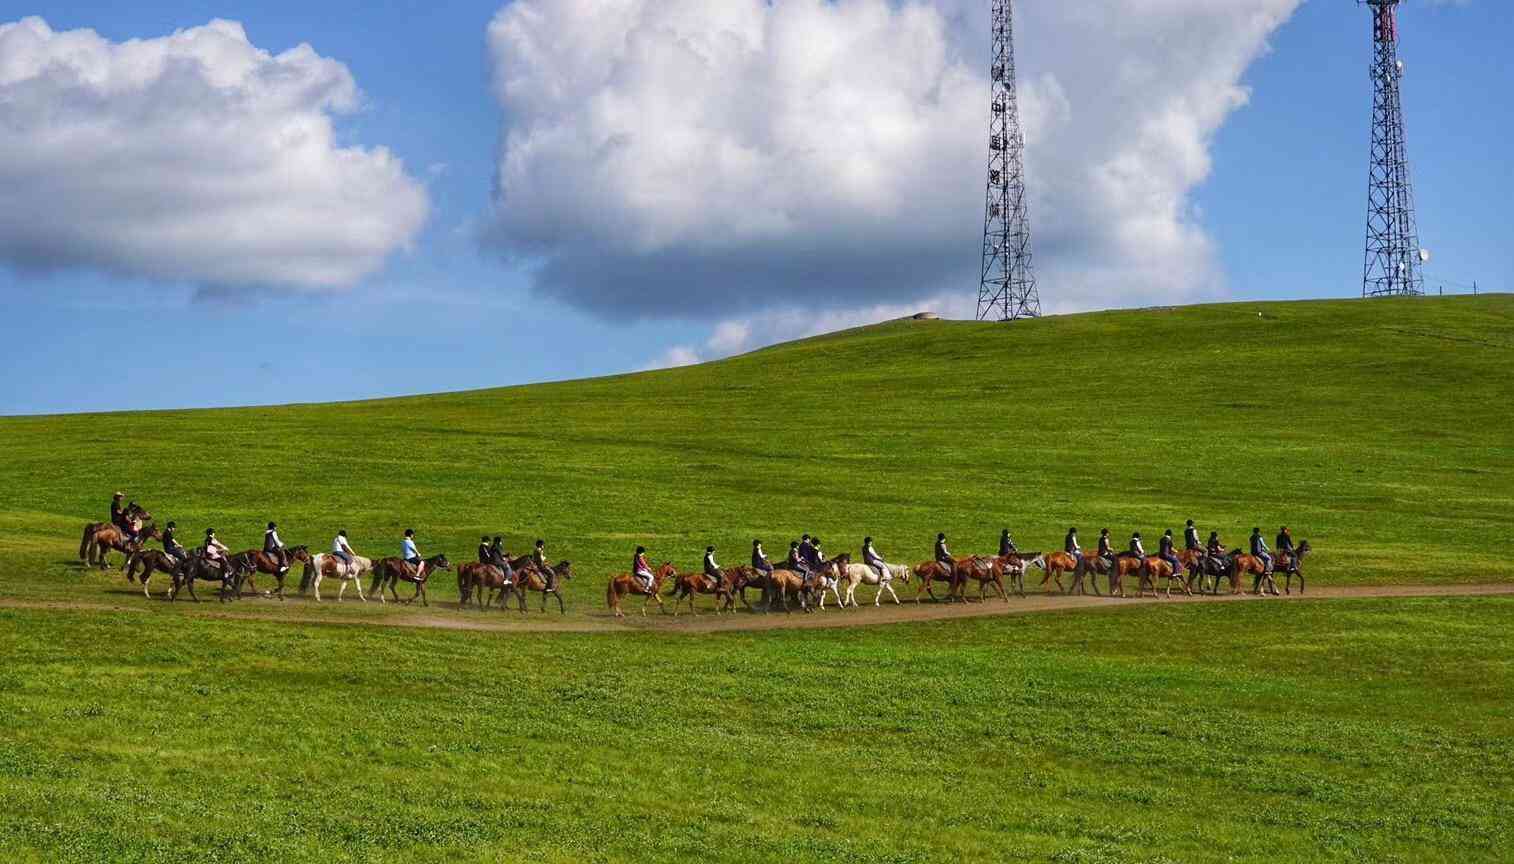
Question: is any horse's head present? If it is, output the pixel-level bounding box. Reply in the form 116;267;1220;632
428;553;451;571
555;560;574;580
1296;540;1311;558
140;524;162;541
897;565;912;583
657;562;678;580
289;545;312;563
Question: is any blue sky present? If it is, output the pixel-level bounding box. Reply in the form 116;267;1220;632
1;0;1506;416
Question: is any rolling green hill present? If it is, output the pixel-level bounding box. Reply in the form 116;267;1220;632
2;295;1511;610
3;295;1514;863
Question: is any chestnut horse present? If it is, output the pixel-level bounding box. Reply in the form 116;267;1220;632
1142;558;1191;598
1108;555;1149;598
954;555;1010;602
765;568;819;613
667;568;734;616
1038;551;1079;594
607;562;677;618
234;546;312;600
912;560;965;603
369;554;451;606
502;560;574;613
123;549;184;598
79;504;150;567
81;523;159;570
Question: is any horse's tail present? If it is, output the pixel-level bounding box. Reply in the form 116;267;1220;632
606;577;617;609
79;524;94;560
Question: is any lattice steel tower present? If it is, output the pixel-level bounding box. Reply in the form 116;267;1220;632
1360;0;1425;297
977;0;1039;321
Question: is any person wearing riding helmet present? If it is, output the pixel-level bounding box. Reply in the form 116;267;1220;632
934;533;954;578
402;529;426;580
332;530;356;567
162;521;186;561
490;536;514;583
532;539;551;589
752;539;773;579
477;535;493;565
1127;532;1146;559
1250;528;1272;573
1184;520;1201;551
863;536;887;579
632;546;654;592
203;527;229;565
264;522;288;575
1206;530;1225;557
1276;526;1296;573
110;492;127;531
785;541;810;578
1097;529;1115;565
702;546;723;592
1159;529;1181;574
1065;527;1081;556
999;529;1018;557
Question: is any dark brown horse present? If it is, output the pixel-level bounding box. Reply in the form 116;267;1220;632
911;560;965;602
607;562;677;618
234;546;312;599
369;554;451;605
1280;540;1311;594
507;560;573;613
169;551;252;603
123;548;184;598
456;561;506;608
1069;552;1110;596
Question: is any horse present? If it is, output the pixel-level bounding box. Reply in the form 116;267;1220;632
952;555;1010;602
1069;553;1110;596
1176;548;1207;593
1108;555;1148;598
123;548;185;598
233;546;311;600
1219;551;1277;596
992;553;1047;598
765;568;819;613
667;568;734;616
1038;551;1079;594
505;560;574;613
456;561;506;608
607;562;677;618
168;551;251;603
302;552;374;602
369;554;451;606
838;562;912;607
80;523;159;570
1141;558;1191;598
1280;540;1311;594
912;560;965;603
79;503;151;566
1193;551;1232;595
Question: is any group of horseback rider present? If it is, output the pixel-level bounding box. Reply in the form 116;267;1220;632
476;535;558;589
1061;521;1300;575
108;492;441;585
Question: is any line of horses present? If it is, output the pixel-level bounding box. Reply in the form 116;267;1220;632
77;510;1310;617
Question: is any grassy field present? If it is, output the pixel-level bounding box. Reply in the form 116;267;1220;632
1;597;1511;863
1;295;1511;616
2;296;1512;861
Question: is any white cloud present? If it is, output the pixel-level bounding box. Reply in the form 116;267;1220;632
485;0;1301;320
0;17;429;292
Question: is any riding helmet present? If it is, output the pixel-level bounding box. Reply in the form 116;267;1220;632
635;545;646;554
481;535;490;542
706;545;715;553
405;528;415;537
338;530;347;537
864;536;872;544
268;522;277;530
205;528;216;536
937;532;946;541
1165;529;1173;536
166;521;176;529
1186;519;1195;527
493;536;503;544
536;539;545;548
1133;532;1141;538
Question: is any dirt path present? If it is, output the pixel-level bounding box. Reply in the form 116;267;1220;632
2;583;1511;636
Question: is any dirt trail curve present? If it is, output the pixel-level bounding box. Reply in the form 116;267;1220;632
3;583;1511;636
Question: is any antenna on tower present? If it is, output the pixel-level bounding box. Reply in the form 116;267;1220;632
977;0;1039;322
1358;0;1427;298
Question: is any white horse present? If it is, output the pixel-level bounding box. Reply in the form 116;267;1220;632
815;570;847;610
838;562;912;607
303;552;373;602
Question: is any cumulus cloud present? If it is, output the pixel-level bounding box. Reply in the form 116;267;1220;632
485;0;1301;321
0;17;428;292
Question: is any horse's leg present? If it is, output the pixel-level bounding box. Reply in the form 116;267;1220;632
555;591;565;614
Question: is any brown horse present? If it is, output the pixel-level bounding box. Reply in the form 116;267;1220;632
1038;551;1079;593
992;553;1047;598
912;560;965;602
607;562;677;618
504;560;574;613
1108;555;1148;598
1231;552;1280;596
764;568;818;613
169;551;251;603
954;555;1010;602
456;561;506;608
1280;540;1312;594
1069;553;1110;596
81;523;159;570
234;546;312;599
123;549;184;598
1142;558;1191;598
667;568;734;616
1176;548;1207;593
79;504;151;566
369;554;451;605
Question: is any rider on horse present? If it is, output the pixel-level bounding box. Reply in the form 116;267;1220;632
332;530;356;567
162;521;186;562
999;529;1018;557
532;539;552;589
1251;528;1272;573
1065;527;1081;556
785;541;811;583
752;539;773;579
490;536;514;584
632;546;655;592
202;527;230;566
1184;520;1202;552
1126;532;1146;560
1098;529;1115;565
1276;527;1296;573
264;522;289;575
402;529;427;580
863;536;888;579
702;546;722;591
1159;529;1181;574
934;533;954;578
477;535;493;566
1206;530;1225;557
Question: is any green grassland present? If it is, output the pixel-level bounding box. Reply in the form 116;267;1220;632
1;296;1512;862
2;295;1511;613
1;597;1511;863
